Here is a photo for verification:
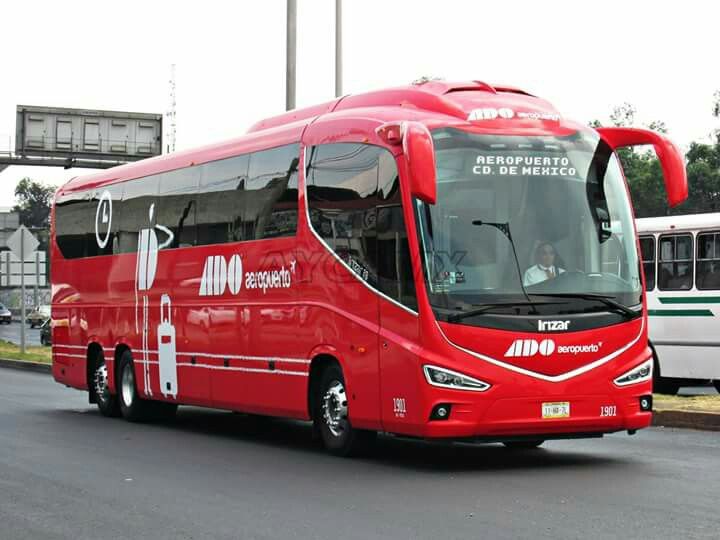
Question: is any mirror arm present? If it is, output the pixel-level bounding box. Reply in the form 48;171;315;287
596;127;688;207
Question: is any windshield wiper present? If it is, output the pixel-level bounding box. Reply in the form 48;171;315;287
445;302;564;323
472;220;538;314
528;292;640;320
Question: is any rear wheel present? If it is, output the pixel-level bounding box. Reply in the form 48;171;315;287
503;440;545;449
314;364;375;456
117;351;177;422
92;351;120;417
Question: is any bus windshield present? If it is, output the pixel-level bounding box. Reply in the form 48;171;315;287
416;127;642;326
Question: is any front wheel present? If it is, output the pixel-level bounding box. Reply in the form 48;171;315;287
314;364;375;457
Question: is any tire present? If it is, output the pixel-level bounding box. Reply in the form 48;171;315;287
503;440;545;449
117;350;178;422
653;375;680;395
652;356;680;395
713;380;720;394
91;350;121;417
314;364;375;457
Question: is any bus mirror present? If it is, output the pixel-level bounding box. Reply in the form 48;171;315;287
404;122;437;205
596;127;688;208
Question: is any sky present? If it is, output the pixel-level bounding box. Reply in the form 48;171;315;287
0;0;718;207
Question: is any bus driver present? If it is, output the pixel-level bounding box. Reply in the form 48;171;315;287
523;242;565;286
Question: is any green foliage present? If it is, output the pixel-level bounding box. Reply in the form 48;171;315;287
12;178;54;229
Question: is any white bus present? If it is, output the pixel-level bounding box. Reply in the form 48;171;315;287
636;213;720;394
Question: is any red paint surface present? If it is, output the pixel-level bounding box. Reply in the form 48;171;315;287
50;81;681;439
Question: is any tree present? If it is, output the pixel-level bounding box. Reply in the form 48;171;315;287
12;178;54;229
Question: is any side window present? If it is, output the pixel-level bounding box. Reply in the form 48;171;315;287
696;231;720;290
118;176;159;254
306;143;380;287
376;151;418;311
157;167;200;249
639;236;656;291
658;233;693;290
55;192;93;259
55;184;122;259
245;143;299;240
196;154;249;245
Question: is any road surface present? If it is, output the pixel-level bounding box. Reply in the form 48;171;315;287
0;368;718;539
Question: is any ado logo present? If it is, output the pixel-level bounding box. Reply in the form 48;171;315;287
504;339;555;358
199;254;243;296
199;254;295;296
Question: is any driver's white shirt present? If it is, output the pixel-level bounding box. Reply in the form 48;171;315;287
523;264;565;286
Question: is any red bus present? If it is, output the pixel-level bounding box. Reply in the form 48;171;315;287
51;81;687;455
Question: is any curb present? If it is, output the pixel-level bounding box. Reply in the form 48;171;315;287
0;358;52;374
652;409;720;432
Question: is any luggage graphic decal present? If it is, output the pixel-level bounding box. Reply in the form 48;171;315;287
158;294;178;398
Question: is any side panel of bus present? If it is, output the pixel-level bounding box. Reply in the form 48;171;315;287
641;231;720;380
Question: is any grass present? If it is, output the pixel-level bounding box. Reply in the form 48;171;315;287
654;393;720;413
0;339;52;364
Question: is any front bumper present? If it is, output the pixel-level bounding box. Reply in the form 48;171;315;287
414;386;652;440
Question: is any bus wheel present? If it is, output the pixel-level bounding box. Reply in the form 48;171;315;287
92;351;120;417
653;375;680;395
713;380;720;394
118;351;154;422
503;440;545;449
315;364;375;457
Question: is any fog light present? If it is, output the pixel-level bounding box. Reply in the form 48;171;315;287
430;403;452;420
639;395;652;411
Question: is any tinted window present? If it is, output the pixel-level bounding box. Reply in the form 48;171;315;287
55;184;123;259
245;144;299;240
696;231;720;290
639;236;656;291
54;144;300;259
307;143;380;287
376;151;417;310
658;234;692;290
118;176;159;254
197;154;249;245
157;167;200;248
307;143;417;310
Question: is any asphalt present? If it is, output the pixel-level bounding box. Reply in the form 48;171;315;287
0;321;42;347
0;369;719;540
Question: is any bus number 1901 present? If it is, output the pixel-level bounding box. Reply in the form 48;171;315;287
600;405;617;417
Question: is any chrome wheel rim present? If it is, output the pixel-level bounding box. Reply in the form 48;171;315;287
93;361;110;404
121;363;135;407
322;380;348;437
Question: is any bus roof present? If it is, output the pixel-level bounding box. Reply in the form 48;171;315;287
635;213;720;234
58;80;582;196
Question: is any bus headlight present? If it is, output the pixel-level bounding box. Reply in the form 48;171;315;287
423;365;491;392
614;359;653;386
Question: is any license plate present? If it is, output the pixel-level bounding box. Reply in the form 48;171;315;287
542;402;570;419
